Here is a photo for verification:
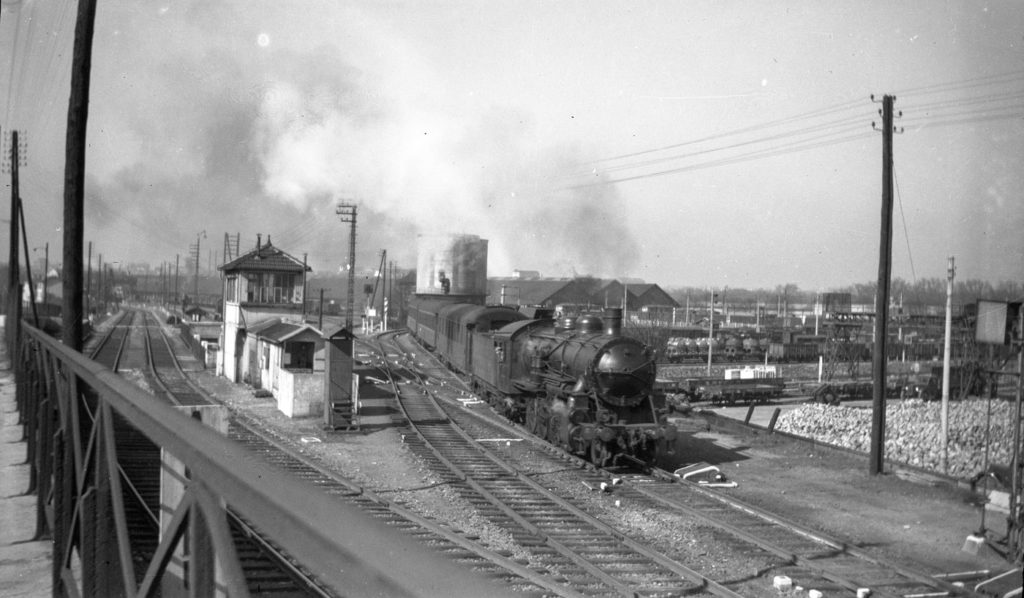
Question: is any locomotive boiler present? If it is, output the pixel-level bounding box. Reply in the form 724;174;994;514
407;299;677;467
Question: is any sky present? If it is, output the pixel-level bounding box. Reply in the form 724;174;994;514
1;0;1022;291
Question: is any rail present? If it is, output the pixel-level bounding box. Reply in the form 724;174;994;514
11;322;507;598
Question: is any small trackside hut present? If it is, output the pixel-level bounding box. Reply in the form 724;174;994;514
248;318;326;417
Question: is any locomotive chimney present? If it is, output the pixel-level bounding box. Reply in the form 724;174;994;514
604;307;622;337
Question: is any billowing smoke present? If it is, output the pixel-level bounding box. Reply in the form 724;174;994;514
83;2;640;279
254;70;641;278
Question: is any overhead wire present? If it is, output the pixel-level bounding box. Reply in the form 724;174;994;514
901;109;1024;131
563;70;1023;191
565;127;875;189
900;88;1024;113
2;0;77;253
582;96;866;166
1;0;26;126
895;69;1024;98
581;111;870;177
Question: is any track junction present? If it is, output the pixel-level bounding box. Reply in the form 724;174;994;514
7;307;1017;597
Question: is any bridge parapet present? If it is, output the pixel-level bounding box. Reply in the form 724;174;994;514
12;323;506;598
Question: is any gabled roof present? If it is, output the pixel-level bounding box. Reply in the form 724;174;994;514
252;319;322;343
247;317;283;334
486;279;574;306
220;241;311;274
321;324;355;340
622;283;656;295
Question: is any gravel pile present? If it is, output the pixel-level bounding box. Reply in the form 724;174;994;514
776;398;1017;478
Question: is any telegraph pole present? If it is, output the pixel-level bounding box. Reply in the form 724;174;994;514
869;94;899;475
301;253;308;319
42;242;49;312
18;197;39;327
191;231;204;305
97;253;104;313
706;289;715;377
175;254;180;305
85;241;91;319
941;256;955;473
337;203;357;331
62;0;98;351
4;131;25;345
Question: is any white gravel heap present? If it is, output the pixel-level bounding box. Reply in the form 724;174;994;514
776;399;1017;479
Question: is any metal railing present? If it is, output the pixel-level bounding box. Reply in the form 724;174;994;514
11;321;510;598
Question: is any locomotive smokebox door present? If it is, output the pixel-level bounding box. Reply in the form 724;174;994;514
323;326;356;429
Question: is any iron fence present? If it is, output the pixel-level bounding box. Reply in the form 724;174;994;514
11;321;508;598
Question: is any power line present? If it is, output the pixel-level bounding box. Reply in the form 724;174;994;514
895;69;1024;98
581;97;866;167
563;128;875;189
566;71;1024;189
561;98;1021;190
577;113;869;178
900;88;1024;113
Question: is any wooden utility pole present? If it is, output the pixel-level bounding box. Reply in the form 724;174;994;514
5;130;24;346
706;289;715;377
97;253;104;313
191;232;204;305
318;288;325;331
18;198;39;327
85;241;91;319
175;254;180;305
940;256;955;473
302;253;308;318
62;0;98;351
42;242;49;313
870;94;896;475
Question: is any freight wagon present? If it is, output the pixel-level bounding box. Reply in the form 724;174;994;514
680;365;786;405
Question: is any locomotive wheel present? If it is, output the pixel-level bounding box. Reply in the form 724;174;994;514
639;438;659;466
525;402;539;435
590;440;610;468
526;403;551;439
548;412;565;449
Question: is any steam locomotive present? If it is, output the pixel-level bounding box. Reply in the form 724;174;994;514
407;298;677;467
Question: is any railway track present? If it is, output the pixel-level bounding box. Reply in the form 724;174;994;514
376;333;742;597
388;330;986;598
87;309;135;368
94;309;572;596
140;310;212;406
87;309;339;596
